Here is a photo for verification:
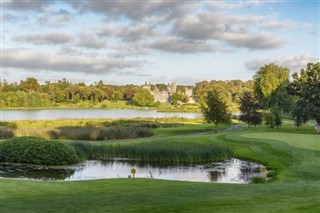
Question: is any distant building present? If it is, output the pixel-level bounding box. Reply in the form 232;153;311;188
142;82;195;104
185;88;196;103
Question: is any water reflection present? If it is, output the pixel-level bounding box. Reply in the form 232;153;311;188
0;109;201;121
0;158;266;183
0;163;75;180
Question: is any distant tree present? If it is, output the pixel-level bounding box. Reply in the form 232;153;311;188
239;91;262;127
19;77;40;92
172;93;187;106
123;86;137;100
291;100;309;130
288;62;320;133
194;81;210;103
132;88;154;107
155;84;168;91
201;89;231;128
113;91;123;101
264;113;275;128
269;83;294;114
274;110;282;129
254;64;290;109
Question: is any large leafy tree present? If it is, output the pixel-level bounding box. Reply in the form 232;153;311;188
238;91;262;127
254;63;290;109
288;62;320;133
132;88;155;107
201;89;231;128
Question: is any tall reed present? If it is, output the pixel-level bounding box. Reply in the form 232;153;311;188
71;140;233;164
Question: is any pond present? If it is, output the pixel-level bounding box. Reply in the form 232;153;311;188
0;109;201;121
0;158;267;184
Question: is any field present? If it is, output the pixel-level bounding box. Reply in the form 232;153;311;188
1;122;319;213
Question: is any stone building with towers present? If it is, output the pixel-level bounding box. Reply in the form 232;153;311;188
142;81;194;104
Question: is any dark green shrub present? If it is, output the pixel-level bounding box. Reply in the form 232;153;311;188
0;137;79;165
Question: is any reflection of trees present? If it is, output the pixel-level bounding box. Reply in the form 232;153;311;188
207;171;218;182
0;164;75;180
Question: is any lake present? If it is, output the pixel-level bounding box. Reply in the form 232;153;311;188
0;109;201;121
0;159;267;184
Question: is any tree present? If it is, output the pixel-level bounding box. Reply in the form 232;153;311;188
288;62;320;133
19;77;40;92
269;83;294;114
132;88;154;107
264;113;275;128
239;91;262;127
274;110;282;129
291;100;309;130
171;93;187;106
254;64;290;109
201;89;231;128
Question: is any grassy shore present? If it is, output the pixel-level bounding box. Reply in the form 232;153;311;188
1;124;319;212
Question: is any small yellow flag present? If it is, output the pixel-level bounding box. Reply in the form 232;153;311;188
131;168;136;175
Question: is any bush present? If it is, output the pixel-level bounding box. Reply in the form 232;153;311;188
0;137;79;165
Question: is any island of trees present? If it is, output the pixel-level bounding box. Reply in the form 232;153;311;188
1;62;319;133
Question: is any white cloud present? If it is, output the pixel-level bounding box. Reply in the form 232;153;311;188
97;23;157;41
68;1;190;21
173;12;287;50
2;48;145;75
245;53;319;72
148;36;219;53
14;33;73;45
77;33;107;49
205;0;262;10
2;0;55;11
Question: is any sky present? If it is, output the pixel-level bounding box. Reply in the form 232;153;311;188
1;0;319;85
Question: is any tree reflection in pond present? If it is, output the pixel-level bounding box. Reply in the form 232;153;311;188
0;158;266;183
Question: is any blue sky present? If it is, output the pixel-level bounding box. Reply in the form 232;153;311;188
1;0;319;85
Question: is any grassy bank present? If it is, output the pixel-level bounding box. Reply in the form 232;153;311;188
1;125;319;212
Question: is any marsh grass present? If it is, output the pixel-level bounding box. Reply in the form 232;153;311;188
49;126;154;140
71;140;233;163
2;118;199;140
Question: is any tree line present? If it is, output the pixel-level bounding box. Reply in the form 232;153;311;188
0;77;254;108
201;62;319;134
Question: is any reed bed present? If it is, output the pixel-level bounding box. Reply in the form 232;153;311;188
71;140;233;164
0;118;189;140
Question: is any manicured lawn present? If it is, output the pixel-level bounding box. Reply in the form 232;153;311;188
153;122;225;136
1;126;319;213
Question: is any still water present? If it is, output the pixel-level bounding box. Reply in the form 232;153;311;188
0;109;201;121
0;159;266;184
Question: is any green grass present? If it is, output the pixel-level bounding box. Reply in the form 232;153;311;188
1;124;320;212
154;123;227;136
